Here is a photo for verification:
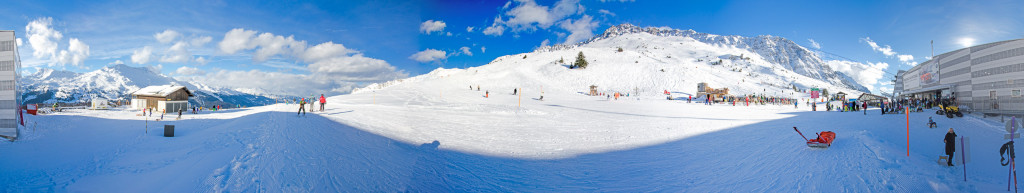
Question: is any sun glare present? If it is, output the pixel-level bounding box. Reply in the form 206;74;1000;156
958;37;975;48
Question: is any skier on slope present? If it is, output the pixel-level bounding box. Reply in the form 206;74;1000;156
943;128;958;166
319;94;326;111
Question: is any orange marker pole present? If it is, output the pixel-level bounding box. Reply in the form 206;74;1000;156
906;106;910;156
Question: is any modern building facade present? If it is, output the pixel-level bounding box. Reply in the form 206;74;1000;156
0;30;22;141
898;39;1024;112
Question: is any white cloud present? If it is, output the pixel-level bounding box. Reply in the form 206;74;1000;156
897;54;915;65
483;22;506;36
481;46;486;53
219;28;259;54
460;46;473;56
825;60;888;92
175;66;206;76
598;0;635;2
26;17;62;60
807;39;821;49
211;28;408;94
420;20;447;34
15;38;21;47
559;14;598;44
109;60;124;65
861;37;916;66
160;41;191;63
860;37;896;56
598;9;615;16
498;0;582;32
409;49;447;63
308;54;407;81
146;64;163;74
60;38;90;66
190;36;213;47
131;46;154;64
25;17;91;67
466;26;475;32
300;41;355;63
540;39;550;47
195;56;209;65
154;29;181;44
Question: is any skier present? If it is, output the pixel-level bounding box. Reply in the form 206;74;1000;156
177;108;183;120
513;88;517;95
298;98;306;116
928;117;937;128
943;128;958;166
688;95;692;103
486;90;489;98
319;94;326;112
794;101;797;109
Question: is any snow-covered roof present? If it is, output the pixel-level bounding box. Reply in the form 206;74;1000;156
131;85;193;97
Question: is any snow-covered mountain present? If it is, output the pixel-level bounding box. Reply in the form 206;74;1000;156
21;64;277;107
355;23;867;98
544;23;868;92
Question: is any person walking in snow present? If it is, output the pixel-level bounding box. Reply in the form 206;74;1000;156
944;128;957;166
319;94;326;111
177;108;183;119
513;88;517;95
298;98;306;115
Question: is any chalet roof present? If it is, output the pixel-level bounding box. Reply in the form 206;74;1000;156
131;85;194;97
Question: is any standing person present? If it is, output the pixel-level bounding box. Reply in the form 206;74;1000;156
319;94;326;111
513;88;517;95
944;128;958;166
298;98;306;116
863;102;867;115
177;108;183;119
688;95;692;103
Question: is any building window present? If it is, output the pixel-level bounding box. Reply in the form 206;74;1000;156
1015;89;1022;97
991;90;998;99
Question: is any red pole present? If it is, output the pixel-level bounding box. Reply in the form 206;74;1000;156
906;107;910;156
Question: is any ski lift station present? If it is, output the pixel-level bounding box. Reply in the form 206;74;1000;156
895;39;1024;114
130;85;194;113
0;30;22;141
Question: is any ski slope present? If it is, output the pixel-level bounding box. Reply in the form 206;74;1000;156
1;88;1021;192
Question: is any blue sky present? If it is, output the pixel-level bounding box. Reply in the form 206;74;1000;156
2;0;1022;95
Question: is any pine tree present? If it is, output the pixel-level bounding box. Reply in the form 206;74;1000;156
574;51;588;69
559;57;564;64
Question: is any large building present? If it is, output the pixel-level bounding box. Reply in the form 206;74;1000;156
0;30;22;141
897;39;1024;113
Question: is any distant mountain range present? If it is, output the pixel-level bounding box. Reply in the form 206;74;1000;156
21;64;278;107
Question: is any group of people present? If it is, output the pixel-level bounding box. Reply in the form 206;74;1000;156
297;94;327;115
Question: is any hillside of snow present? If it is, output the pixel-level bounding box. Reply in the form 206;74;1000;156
21;64;277;107
356;24;865;98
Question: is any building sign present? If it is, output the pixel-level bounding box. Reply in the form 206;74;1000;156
919;60;940;85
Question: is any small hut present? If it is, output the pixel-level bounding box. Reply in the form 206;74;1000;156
130;85;194;113
589;85;598;96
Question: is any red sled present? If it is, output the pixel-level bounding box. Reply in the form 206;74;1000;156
793;127;835;148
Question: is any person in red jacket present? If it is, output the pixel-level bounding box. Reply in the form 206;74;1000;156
319;94;326;111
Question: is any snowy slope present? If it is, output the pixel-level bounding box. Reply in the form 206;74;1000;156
21;64;277;107
1;94;1017;192
356;24;865;98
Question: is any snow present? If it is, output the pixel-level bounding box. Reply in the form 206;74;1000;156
2;88;1022;191
132;85;189;97
2;25;1015;192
